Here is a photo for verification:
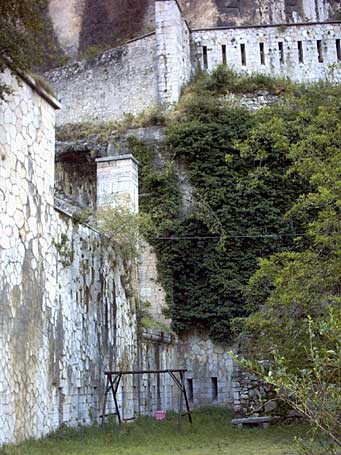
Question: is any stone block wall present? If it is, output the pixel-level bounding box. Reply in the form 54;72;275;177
0;69;59;445
155;0;192;105
138;330;179;415
45;210;139;431
0;69;139;445
47;33;158;126
96;155;139;213
46;1;341;126
176;332;235;408
138;242;170;326
192;22;341;83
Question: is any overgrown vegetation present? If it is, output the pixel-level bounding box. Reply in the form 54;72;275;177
96;198;154;261
137;68;316;342
0;408;308;455
0;0;61;99
55;67;341;452
56;105;168;143
57;67;341;347
231;90;341;453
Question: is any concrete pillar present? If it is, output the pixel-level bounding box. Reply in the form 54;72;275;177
95;155;139;213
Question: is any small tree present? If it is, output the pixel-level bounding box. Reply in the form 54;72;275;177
234;309;341;454
96;201;155;261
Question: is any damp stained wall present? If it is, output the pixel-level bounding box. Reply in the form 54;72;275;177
0;69;139;445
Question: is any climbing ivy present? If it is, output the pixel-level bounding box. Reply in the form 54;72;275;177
57;67;341;344
136;68;341;343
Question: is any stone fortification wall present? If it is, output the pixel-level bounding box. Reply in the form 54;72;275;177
192;22;341;82
139;243;170;326
155;0;192;105
0;69;138;444
177;332;235;408
55;156;97;210
47;33;158;126
0;69;58;444
46;0;340;59
47;1;341;127
138;330;179;415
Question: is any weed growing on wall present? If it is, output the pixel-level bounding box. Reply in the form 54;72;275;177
53;234;73;267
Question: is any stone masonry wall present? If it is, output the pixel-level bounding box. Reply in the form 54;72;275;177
46;1;341;126
0;69;138;445
0;69;59;444
155;0;192;105
177;332;235;408
139;330;179;415
47;33;158;126
192;22;341;83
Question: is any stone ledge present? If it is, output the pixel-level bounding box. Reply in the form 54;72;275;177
142;328;175;344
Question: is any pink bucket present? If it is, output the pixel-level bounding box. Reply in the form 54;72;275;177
155;410;166;420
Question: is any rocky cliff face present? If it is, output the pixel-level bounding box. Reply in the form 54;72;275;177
180;0;341;27
48;0;341;58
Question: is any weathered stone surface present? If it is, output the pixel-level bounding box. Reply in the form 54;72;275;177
47;0;340;58
47;33;158;126
192;22;341;84
46;1;341;126
0;69;138;445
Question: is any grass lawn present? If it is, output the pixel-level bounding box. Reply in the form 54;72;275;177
0;408;307;455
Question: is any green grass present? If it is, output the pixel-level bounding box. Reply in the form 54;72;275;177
1;408;308;455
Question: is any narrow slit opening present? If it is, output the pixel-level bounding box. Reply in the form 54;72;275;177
317;40;323;63
336;39;341;62
187;378;193;402
222;44;227;65
259;42;265;65
278;42;284;64
211;377;218;401
240;43;246;66
298;41;304;63
203;46;208;69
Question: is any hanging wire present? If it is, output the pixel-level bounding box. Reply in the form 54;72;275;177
153;233;311;241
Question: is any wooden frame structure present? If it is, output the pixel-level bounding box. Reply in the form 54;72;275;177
102;369;192;432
